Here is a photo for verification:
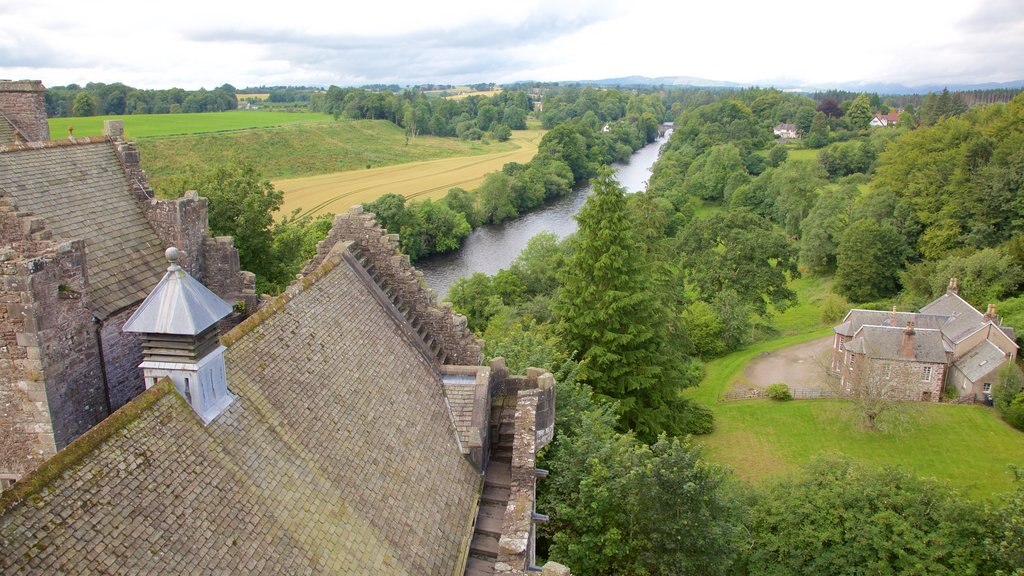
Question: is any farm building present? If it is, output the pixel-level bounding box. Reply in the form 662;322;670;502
832;278;1018;403
0;80;564;575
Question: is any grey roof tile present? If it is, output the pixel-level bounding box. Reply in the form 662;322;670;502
854;325;948;364
0;141;166;319
953;340;1011;383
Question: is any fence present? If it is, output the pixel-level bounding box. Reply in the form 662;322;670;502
721;387;836;402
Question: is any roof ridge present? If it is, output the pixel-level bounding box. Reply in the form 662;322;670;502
0;136;112;154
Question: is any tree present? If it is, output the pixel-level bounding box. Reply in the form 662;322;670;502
677;210;799;316
164;161;283;292
799;184;858;274
72;91;96;117
834;219;908;301
817;98;844;118
833;357;922;430
767;143;788;167
740;455;994;575
806;111;830;148
556;168;705;440
846;93;873;130
683;144;749;201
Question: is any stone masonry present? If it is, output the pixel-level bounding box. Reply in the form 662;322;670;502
0;81;49;143
304;205;482;366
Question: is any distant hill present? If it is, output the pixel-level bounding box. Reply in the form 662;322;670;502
573;75;1024;95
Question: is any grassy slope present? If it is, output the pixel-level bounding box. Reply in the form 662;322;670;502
135;119;520;194
689;275;1024;498
48;110;326;138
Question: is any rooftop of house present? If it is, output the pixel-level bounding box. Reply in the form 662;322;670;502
0;114;14;144
835;309;948;337
953;339;1011;383
0;139;166;319
845;324;949;364
0;242;482;574
919;292;988;343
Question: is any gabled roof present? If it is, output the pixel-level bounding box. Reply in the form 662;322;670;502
849;325;948;364
953;340;1010;383
0;140;166;319
920;292;986;342
835;309;947;337
0;245;481;574
123;249;232;336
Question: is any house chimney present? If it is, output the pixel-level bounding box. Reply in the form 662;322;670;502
122;247;235;424
947;277;959;295
985;304;997;322
899;321;916;359
0;80;50;142
67;126;75;143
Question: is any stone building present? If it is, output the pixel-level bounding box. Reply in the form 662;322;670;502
0;206;565;575
832;278;1018;402
0;80;254;487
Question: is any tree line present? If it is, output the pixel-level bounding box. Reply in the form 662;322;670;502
46;82;239;117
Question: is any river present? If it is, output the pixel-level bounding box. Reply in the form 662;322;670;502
418;130;670;297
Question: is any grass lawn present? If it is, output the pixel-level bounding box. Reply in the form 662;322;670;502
48;110;326;139
688;274;1024;498
784;148;819;162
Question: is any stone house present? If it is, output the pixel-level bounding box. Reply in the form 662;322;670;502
773;122;799;139
832;278;1018;402
869;110;901;127
0;80;254;486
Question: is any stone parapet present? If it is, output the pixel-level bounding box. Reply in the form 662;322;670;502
142;191;209;279
303;205;482;366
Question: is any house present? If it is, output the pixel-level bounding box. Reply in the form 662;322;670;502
0;80;255;486
0;80;566;575
869;110;901;127
832;278;1018;402
773;123;798;139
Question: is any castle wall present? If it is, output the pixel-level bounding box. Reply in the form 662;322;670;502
100;306;145;411
0;81;49;142
304;206;482;365
140;191;208;280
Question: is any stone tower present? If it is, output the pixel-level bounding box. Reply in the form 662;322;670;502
123;247;235;424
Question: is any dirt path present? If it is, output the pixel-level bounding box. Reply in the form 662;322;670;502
741;335;834;391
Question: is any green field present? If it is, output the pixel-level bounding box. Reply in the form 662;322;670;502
47;110;326;139
688;275;1024;498
131;119;520;194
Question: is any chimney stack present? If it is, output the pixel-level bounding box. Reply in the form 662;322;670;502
985;304;997;322
947;277;960;295
899;321;916;359
0;80;50;142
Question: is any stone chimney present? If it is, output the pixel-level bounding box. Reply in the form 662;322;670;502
0;80;50;142
103;119;124;141
122;247;235;424
984;303;997;323
899;322;916;359
947;277;960;296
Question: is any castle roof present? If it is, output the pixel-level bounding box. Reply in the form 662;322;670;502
0;243;481;574
0;140;166;319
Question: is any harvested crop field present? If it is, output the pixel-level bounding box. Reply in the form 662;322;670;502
275;128;544;218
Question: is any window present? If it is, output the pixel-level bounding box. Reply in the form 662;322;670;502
983;383;992;394
922;366;933;381
848;354;855;370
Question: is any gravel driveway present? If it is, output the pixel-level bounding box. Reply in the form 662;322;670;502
741;336;836;391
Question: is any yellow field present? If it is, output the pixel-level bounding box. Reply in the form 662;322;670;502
238;93;270;101
275;128;544;219
447;89;502;100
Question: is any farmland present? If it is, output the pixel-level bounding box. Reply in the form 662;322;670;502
47;110;325;139
275;128;545;218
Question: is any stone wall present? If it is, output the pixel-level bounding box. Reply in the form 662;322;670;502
0;81;49;142
140;191;208;280
304;206;482;365
100;306;145;411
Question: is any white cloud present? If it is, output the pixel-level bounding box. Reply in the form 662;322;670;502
0;0;1020;89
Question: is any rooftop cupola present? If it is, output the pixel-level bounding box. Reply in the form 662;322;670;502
123;247;235;424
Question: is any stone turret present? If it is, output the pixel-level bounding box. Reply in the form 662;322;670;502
123;247;235;424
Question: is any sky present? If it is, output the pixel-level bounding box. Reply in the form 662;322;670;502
2;0;1023;90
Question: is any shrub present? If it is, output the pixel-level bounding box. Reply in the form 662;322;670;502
820;293;850;323
766;382;792;401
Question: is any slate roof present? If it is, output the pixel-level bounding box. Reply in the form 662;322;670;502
920;292;986;343
835;309;947;337
0;141;166;319
953;339;1010;383
847;325;949;364
0;247;481;575
0;114;14;144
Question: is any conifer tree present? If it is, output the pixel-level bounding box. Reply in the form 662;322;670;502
556;168;708;440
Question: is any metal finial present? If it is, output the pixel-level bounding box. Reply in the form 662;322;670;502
165;247;181;271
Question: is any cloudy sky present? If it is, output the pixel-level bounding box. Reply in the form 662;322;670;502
2;0;1022;90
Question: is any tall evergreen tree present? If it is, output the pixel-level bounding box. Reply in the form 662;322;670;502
556;168;708;440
